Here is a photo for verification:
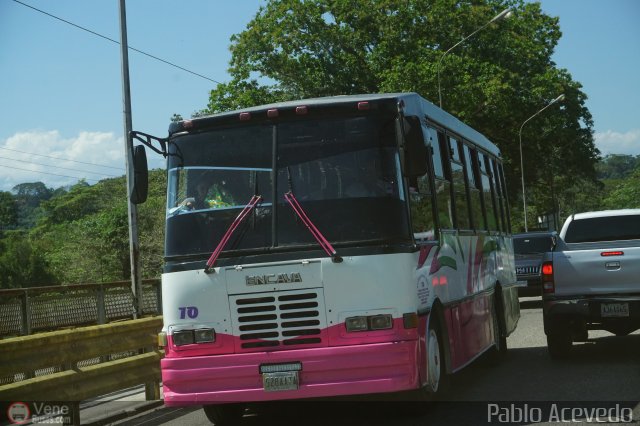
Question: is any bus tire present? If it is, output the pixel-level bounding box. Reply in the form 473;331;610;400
487;294;508;364
423;313;450;400
203;404;245;426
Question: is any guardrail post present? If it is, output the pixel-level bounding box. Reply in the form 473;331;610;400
70;401;80;426
155;280;163;314
97;284;106;325
20;290;31;335
145;380;161;400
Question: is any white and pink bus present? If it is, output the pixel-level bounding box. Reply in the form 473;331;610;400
132;92;519;424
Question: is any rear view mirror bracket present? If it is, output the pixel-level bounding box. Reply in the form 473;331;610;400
131;130;169;157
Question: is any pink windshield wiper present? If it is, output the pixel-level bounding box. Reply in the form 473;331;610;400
284;191;342;263
204;195;262;273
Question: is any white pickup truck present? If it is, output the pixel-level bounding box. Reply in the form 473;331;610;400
541;209;640;358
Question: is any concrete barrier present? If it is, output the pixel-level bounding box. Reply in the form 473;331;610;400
0;316;163;423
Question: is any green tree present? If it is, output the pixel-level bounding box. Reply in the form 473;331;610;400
596;154;640;180
203;0;599;230
0;170;167;288
11;181;53;228
603;166;640;209
0;231;55;288
0;191;18;230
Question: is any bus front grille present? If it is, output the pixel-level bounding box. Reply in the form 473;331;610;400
230;289;327;352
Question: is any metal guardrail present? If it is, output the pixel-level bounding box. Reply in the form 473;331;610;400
0;279;162;338
0;317;163;424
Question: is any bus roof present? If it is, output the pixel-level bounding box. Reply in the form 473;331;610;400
171;92;500;156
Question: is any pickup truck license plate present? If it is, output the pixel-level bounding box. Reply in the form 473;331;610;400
262;371;299;392
601;303;629;317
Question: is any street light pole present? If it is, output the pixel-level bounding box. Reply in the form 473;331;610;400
518;94;565;232
437;8;512;108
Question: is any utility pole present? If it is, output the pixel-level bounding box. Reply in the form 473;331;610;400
119;0;143;318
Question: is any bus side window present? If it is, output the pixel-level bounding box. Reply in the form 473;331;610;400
449;137;471;230
435;132;454;229
497;162;511;232
490;158;506;232
410;125;437;242
464;145;485;231
480;153;499;231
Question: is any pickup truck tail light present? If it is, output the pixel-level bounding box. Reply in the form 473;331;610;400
541;261;554;293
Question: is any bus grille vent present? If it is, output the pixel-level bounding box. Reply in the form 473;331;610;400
231;289;326;351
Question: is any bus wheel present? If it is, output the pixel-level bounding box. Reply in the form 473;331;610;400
425;315;449;398
487;296;508;363
203;404;245;425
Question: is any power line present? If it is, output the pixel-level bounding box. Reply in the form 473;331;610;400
0;146;124;171
11;0;223;85
0;155;120;178
0;163;102;182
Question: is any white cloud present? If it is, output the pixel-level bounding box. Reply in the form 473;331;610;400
594;129;640;157
0;130;125;192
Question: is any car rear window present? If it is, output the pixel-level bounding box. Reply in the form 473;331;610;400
514;236;553;254
564;214;640;243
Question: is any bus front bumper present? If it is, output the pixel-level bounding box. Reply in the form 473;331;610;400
162;340;419;405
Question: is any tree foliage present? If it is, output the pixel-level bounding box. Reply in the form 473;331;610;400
0;191;18;230
203;0;600;231
0;171;166;288
602;165;640;209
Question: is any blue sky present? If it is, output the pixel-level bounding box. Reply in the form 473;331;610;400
0;0;638;191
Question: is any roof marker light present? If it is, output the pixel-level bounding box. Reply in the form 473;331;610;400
267;108;279;118
296;106;308;115
357;101;370;110
239;112;251;121
183;120;194;129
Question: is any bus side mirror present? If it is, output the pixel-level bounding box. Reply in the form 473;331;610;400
402;116;428;178
130;145;148;204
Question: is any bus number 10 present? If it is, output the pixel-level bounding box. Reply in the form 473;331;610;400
179;306;199;319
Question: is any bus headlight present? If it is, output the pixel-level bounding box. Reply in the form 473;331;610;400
194;328;216;343
369;314;393;330
172;330;194;346
345;316;369;332
345;314;393;332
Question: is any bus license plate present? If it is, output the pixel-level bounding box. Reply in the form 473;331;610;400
262;371;299;392
601;303;629;317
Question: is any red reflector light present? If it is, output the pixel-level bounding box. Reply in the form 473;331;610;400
183;120;194;129
239;112;251;121
601;251;624;257
267;108;279;118
431;276;448;286
542;263;553;275
357;101;370;110
296;106;308;115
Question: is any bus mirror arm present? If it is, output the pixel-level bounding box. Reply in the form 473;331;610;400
130;130;169;157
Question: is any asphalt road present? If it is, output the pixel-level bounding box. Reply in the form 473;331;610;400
113;298;640;425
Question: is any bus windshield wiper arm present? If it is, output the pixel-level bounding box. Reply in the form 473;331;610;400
204;195;262;273
284;191;342;263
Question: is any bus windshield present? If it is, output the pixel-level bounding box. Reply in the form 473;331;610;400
165;114;411;259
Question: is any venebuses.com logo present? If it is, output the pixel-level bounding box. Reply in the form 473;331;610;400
5;401;73;425
6;402;30;424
